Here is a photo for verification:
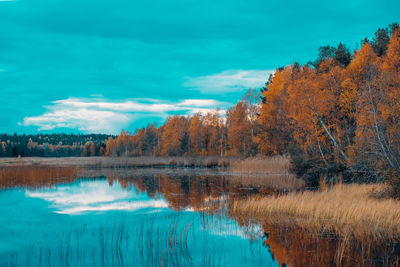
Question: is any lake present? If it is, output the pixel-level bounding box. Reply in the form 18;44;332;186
1;166;398;267
0;167;279;267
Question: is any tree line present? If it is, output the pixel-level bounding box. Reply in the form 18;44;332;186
107;23;400;191
256;23;400;188
3;24;399;192
0;133;112;157
105;88;260;158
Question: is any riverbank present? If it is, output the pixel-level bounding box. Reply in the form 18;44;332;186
4;155;400;241
231;182;400;242
0;156;305;192
0;156;230;168
1;156;400;265
0;155;293;170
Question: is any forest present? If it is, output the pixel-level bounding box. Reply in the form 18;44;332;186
3;24;400;194
0;133;111;157
106;23;400;192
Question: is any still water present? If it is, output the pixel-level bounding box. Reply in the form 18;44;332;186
0;168;278;267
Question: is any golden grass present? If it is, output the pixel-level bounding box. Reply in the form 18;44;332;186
231;183;400;241
229;173;304;192
0;156;231;168
229;156;291;174
228;156;304;191
0;166;78;189
0;156;292;173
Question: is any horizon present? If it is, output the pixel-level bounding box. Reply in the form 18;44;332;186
1;0;399;134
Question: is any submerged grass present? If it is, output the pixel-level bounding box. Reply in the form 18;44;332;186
0;213;271;267
231;183;400;241
228;156;304;191
229;173;304;192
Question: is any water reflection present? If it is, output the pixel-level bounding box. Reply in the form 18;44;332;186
26;180;168;214
102;170;273;212
0;165;78;189
259;223;400;267
1;166;399;266
0;167;277;267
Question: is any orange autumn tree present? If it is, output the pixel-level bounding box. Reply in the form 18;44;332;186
345;43;381;174
242;89;261;155
137;123;160;156
226;101;252;155
256;24;400;186
202;110;225;156
161;115;189;156
105;23;400;190
188;113;204;155
256;68;292;155
105;137;117;156
349;29;400;183
259;62;350;163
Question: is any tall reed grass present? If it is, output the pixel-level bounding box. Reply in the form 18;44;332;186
0;165;78;189
0;213;271;267
228;156;304;191
231;183;400;241
0;156;231;168
229;156;291;175
229;174;304;192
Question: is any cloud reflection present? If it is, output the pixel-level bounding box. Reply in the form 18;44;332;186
26;180;168;215
56;200;168;214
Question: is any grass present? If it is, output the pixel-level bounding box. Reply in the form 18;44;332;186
1;157;399;265
228;156;304;192
0;155;292;171
229;156;291;175
0;156;303;193
228;173;304;192
0;213;271;267
231;182;400;242
0;156;231;168
0;165;78;189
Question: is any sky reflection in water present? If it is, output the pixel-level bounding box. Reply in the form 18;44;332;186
0;175;277;267
26;180;168;214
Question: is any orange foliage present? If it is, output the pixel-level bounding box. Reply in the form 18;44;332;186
161;116;189;156
226;101;252;155
106;24;400;184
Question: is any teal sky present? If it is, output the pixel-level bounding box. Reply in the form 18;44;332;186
0;0;399;134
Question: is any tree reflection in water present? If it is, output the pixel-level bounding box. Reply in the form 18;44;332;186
1;166;399;266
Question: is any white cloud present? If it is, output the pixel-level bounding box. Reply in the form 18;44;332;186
22;97;228;133
177;99;220;107
183;69;274;93
23;108;130;133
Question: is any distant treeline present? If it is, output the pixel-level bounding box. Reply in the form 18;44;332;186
107;23;400;192
0;133;112;157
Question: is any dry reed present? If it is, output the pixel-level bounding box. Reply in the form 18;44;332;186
0;156;231;168
231;183;400;241
229;156;291;174
0;165;78;189
228;156;304;191
229;174;304;192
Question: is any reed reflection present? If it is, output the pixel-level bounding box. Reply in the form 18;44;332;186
2;166;399;266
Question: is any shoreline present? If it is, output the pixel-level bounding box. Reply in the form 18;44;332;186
0;156;232;168
230;182;400;241
3;156;400;243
